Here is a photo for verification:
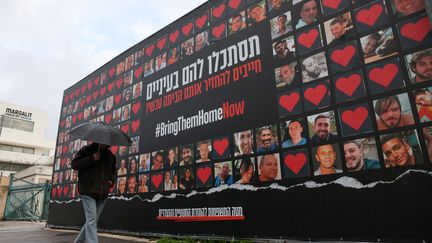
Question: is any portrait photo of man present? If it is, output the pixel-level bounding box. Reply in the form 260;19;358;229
270;12;293;39
308;112;338;144
324;13;355;46
373;93;415;131
258;153;281;182
313;144;342;176
234;129;254;156
127;175;137;194
247;1;267;25
301;52;328;83
151;151;164;170
256;125;279;153
214;161;234;186
196;140;211;163
228;12;246;35
294;0;319;29
275;62;298;88
268;0;288;16
406;48;432;83
195;30;209;52
272;37;296;61
380;131;422;168
361;28;398;64
179;144;194;166
116;177;126;195
413;87;432;122
343;139;380;172
281;119;307;148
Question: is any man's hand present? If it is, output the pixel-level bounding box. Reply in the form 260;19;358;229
93;152;101;161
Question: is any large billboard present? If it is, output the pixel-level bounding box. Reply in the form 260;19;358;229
49;0;432;240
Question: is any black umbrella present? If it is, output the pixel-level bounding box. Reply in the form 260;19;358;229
68;122;131;146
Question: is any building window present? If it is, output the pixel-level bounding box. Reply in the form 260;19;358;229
0;143;35;154
0;115;34;132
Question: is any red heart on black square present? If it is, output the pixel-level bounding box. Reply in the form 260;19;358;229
114;94;122;104
105;113;112;124
279;92;300;112
132;102;141;114
99;86;106;97
213;138;229;156
284;153;307;175
368;63;398;88
322;0;342;9
94;76;100;86
304;84;327;105
87;82;93;91
152;174;163;189
146;44;155;57
109;67;116;77
228;0;242;9
157;37;166;50
81;85;86;94
116;77;123;89
195;14;208;29
212;23;226;38
169;30;179;43
331;45;356;67
134;66;143;79
197;167;211;184
298;29;319;48
182;22;193;36
356;4;383;26
341;107;368;130
212;4;226;19
86;95;92;104
335;74;361;96
108;82;115;92
400;17;430;42
131;120;140;133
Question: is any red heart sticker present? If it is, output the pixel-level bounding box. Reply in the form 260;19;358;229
121;124;129;134
108;82;115;92
182;22;193;36
75;88;80;97
110;146;119;154
279;92;300;112
69;93;75;101
86;95;92;104
57;186;62;198
152;174;163;189
131;120;140;133
322;0;342;9
213;138;229;156
157;37;166;50
400;17;430;42
298;29;319;48
331;45;356;67
62;145;68;154
78;112;83;121
212;23;226;38
63;185;69;196
212;3;226;18
99;86;106;97
356;4;383;26
81;85;86;94
60;120;65;128
105;113;112;124
284;153;307;175
341;107;368;130
116;77;123;89
109;67;116;77
63;95;69;104
134;66;143;79
369;63;398;87
114;94;122;104
94;76;100;86
335;74;361;96
146;44;155;57
132;102;141;114
304;84;327;105
87;82;93;91
72;115;77;124
197;167;211;184
169;30;180;43
92;91;99;101
79;99;85;108
228;0;242;9
195;14;208;29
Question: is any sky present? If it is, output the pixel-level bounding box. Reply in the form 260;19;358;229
0;0;206;141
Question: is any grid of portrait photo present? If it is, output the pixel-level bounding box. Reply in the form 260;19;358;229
52;0;432;199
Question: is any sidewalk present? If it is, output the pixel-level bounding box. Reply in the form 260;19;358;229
0;220;152;243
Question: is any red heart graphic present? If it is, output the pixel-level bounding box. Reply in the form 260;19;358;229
79;99;85;108
356;4;383;26
72;115;77;124
75;89;80;97
86;95;92;104
94;76;100;86
116;77;123;89
109;67;116;77
335;74;361;96
279;92;300;112
69;93;74;101
78;112;83;121
322;0;341;9
114;94;122;104
134;66;143;79
369;63;398;87
195;14;208;29
213;138;229;156
51;187;57;198
169;30;180;43
63;185;69;196
157;37;166;50
87;82;93;91
331;45;356;67
110;146;118;154
108;82;115;92
197;167;211;184
60;120;65;128
92;91;99;101
62;145;68;154
212;23;226;38
284;153;307;175
63;95;69;104
105;113;112;124
182;22;193;36
81;85;86;94
298;29;319;48
400;17;431;42
99;86;106;97
152;174;163;189
132;102;141;114
57;186;62;198
131;120;140;132
304;84;327;105
212;4;226;18
341;107;368;130
228;0;242;9
146;44;155;57
121;124;129;134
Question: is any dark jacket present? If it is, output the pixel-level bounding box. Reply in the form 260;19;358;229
71;143;116;200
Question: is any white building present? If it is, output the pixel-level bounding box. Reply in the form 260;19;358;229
0;101;55;177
